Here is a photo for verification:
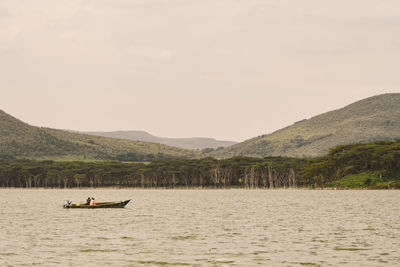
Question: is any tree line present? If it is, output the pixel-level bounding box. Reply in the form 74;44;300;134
0;157;305;189
1;139;400;189
301;139;400;187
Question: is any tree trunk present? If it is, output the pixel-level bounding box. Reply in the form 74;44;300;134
63;176;68;188
268;167;273;189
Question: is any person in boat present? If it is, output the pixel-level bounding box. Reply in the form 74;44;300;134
65;200;72;208
90;197;95;206
86;197;91;205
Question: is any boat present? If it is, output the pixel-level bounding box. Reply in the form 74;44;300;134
63;199;131;209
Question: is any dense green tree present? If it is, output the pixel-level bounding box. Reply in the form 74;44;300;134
1;139;400;189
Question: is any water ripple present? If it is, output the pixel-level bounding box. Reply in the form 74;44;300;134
0;189;399;266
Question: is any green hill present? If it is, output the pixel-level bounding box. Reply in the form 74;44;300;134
0;110;200;161
82;130;237;150
210;93;400;158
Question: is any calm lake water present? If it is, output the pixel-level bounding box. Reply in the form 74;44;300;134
0;189;399;266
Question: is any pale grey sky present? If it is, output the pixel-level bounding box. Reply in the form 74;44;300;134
1;0;399;141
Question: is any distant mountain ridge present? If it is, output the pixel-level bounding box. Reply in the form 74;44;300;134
0;110;199;161
210;93;400;158
2;93;400;161
83;130;237;150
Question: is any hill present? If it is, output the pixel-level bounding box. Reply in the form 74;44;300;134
83;130;237;150
0;110;200;161
209;93;400;158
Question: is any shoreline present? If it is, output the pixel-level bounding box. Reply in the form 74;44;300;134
0;186;398;190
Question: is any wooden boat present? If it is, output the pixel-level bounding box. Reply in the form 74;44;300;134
63;199;131;209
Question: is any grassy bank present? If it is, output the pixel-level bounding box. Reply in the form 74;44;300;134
325;171;400;189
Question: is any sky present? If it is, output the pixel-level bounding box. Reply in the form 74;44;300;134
1;0;399;142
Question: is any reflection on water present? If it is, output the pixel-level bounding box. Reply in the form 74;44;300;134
0;189;399;266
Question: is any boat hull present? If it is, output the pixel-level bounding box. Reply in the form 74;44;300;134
64;200;131;209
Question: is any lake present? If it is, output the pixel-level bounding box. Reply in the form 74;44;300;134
0;189;399;266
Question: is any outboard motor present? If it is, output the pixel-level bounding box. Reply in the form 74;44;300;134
64;200;72;208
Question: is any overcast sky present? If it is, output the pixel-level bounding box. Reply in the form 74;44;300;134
1;0;399;141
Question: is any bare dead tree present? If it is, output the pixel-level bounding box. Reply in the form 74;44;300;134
244;168;249;189
172;172;176;188
43;175;48;188
57;175;61;188
62;176;68;188
260;168;268;189
288;168;297;188
140;173;145;188
33;175;41;188
250;166;257;189
267;166;274;189
211;166;220;188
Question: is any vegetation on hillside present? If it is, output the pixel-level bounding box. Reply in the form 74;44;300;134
2;94;400;189
1;139;400;189
3;93;400;162
84;130;237;150
301;139;400;188
0;110;200;161
210;93;400;158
